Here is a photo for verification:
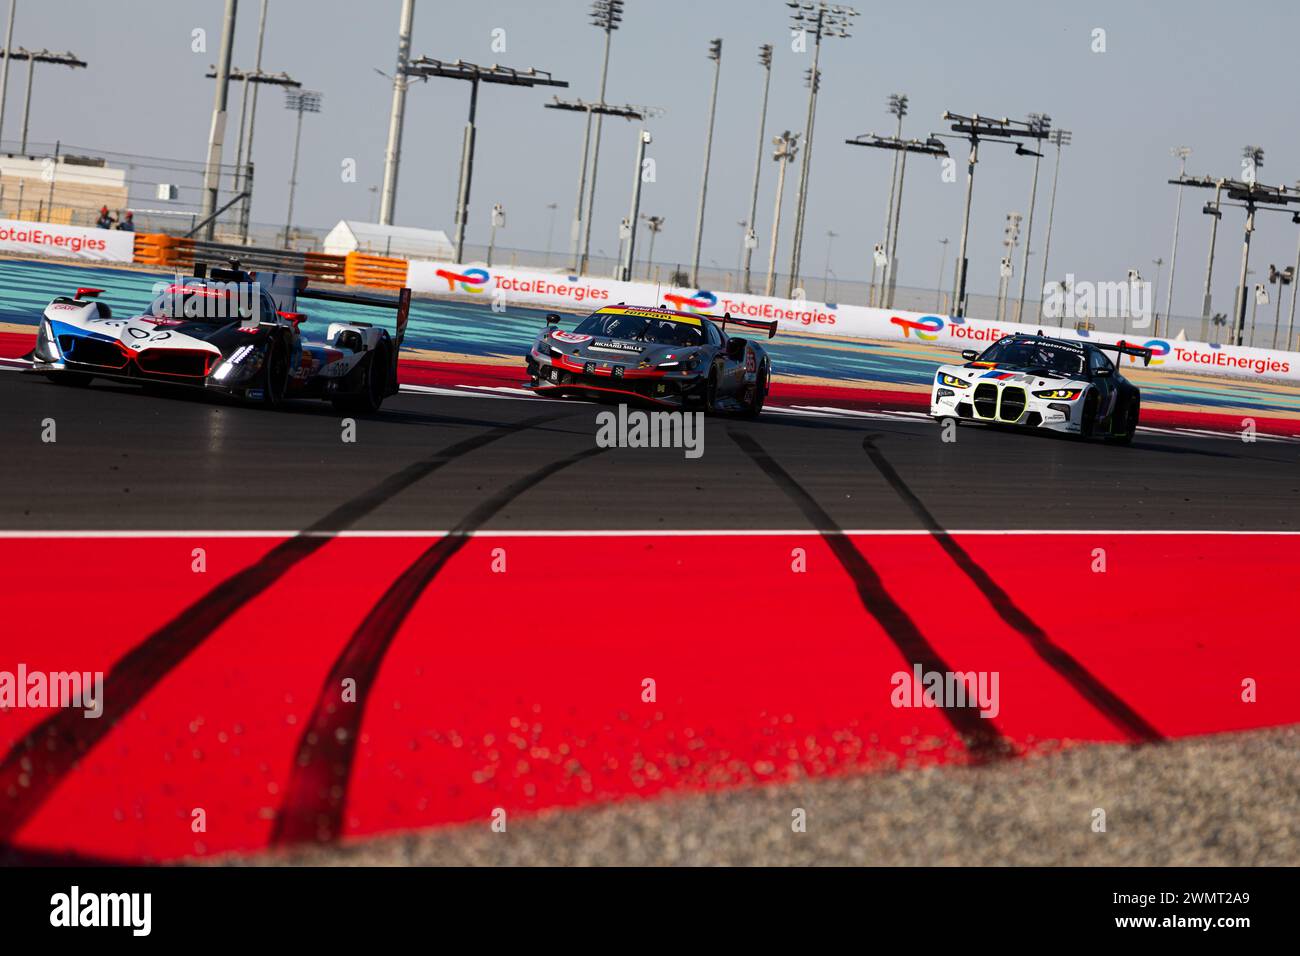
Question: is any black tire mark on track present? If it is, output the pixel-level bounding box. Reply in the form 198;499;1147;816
270;445;606;846
727;428;1011;762
0;410;568;844
860;434;1163;743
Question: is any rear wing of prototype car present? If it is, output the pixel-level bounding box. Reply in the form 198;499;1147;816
718;313;778;339
294;280;412;397
1098;340;1153;367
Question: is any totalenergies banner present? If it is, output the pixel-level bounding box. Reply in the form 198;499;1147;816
0;219;135;262
406;260;1299;383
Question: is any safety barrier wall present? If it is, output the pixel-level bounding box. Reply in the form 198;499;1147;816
343;252;408;290
7;232;1295;384
404;260;1300;384
0;218;135;262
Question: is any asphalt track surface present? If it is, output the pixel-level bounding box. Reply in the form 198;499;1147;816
2;362;1298;866
2;370;1297;532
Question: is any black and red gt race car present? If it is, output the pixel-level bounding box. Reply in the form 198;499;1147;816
525;303;777;416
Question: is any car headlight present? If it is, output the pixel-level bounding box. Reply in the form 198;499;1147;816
1032;387;1083;400
938;372;970;389
36;320;59;360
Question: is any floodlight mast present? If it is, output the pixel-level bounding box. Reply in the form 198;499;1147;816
403;57;568;263
783;1;858;297
1;47;88;154
1171;176;1300;345
844;132;947;309
940;111;1049;319
578;0;625;276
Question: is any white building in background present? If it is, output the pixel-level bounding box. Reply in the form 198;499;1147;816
0;154;128;226
324;220;454;260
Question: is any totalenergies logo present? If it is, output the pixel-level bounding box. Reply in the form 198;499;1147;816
1121;338;1169;366
434;267;490;294
890;315;945;341
663;289;717;314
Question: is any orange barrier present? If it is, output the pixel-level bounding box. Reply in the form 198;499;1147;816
344;251;407;290
134;233;194;268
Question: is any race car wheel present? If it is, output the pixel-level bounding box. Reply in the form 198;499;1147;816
703;361;722;414
46;371;93;387
332;343;390;415
739;361;768;418
257;336;289;409
1105;393;1139;445
1079;388;1099;439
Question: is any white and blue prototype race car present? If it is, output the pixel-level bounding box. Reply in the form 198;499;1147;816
29;261;411;413
930;332;1152;443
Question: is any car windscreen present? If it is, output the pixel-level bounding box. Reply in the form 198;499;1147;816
573;313;705;347
977;339;1085;376
144;283;258;323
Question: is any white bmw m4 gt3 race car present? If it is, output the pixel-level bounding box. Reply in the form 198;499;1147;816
931;332;1151;443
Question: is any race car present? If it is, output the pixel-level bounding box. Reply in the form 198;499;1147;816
525;303;777;416
930;331;1151;443
29;261;411;413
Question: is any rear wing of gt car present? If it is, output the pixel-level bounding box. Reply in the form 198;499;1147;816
718;313;778;339
1098;340;1153;367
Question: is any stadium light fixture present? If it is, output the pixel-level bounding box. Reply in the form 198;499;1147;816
1036;127;1072;323
845;132;947;309
282;89;322;250
402;57;568;262
783;0;859;297
741;44;775;294
871;92;910;306
939;112;1050;319
0;47;88;154
577;0;626;275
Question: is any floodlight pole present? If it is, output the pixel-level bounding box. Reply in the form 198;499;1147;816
741;44;773;294
284;100;307;249
452;77;479;262
619;130;650;281
1232;201;1255;348
379;0;415;226
18;51;31;151
874;93;907;306
1160;146;1191;337
787;11;823;297
0;0;15;143
1036;128;1070;324
579;1;622;276
1199;179;1224;342
952;135;978;318
200;0;238;240
239;0;269;241
766;131;798;296
1014;113;1050;324
1288;206;1300;352
689;39;722;288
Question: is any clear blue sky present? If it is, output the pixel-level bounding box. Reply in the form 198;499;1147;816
6;0;1300;309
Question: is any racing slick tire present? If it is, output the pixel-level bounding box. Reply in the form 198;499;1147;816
703;360;723;414
1079;388;1100;440
45;371;93;387
331;342;390;415
256;335;290;409
739;361;769;419
1105;393;1139;445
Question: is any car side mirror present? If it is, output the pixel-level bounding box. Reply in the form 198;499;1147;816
545;312;562;328
961;349;978;360
726;337;747;361
1093;367;1112;377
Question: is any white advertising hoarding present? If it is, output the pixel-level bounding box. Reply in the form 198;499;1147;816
0;219;135;262
409;260;1299;383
